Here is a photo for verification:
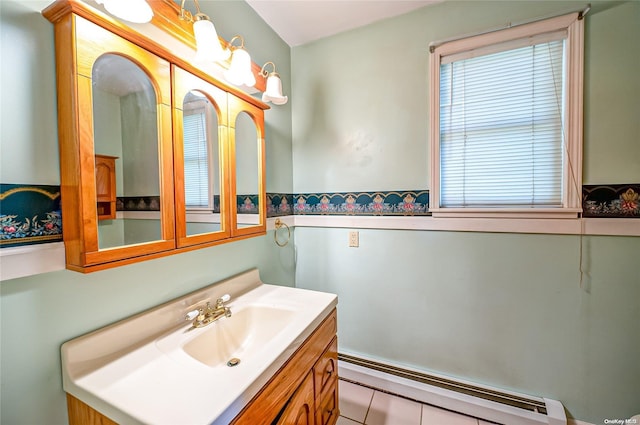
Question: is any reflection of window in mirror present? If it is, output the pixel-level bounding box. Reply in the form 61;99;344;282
183;92;219;212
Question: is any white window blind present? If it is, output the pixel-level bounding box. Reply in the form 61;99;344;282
439;37;566;208
183;111;210;208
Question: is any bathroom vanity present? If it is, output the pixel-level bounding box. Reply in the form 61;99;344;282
61;269;339;425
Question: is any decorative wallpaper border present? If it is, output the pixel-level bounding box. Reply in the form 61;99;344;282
2;183;637;248
117;193;431;216
267;193;294;216
117;186;640;218
118;195;263;214
290;190;430;216
237;194;260;214
117;196;161;212
0;184;62;248
583;184;640;218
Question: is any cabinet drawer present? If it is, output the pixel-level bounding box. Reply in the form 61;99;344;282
314;337;338;399
315;381;339;425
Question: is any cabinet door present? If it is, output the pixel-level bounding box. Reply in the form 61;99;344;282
57;14;175;270
275;372;315;425
314;338;339;425
228;96;266;238
314;338;338;398
95;155;117;220
172;65;231;247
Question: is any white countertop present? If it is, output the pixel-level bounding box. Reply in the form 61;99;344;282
61;269;337;425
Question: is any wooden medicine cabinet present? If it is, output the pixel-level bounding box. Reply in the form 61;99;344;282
94;155;117;220
43;0;269;272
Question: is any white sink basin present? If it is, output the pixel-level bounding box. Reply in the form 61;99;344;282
169;305;296;368
60;269;337;425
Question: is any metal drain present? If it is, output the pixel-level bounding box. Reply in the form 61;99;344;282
227;358;241;367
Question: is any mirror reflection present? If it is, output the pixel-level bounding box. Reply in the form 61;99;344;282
92;53;162;249
182;91;222;236
235;112;260;228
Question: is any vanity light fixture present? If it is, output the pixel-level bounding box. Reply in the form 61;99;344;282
224;36;256;88
260;62;288;105
179;0;230;62
95;0;153;24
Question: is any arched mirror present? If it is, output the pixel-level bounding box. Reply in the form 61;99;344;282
182;90;222;236
173;65;230;247
234;111;263;231
92;53;163;250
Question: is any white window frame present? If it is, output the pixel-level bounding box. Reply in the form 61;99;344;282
428;13;584;219
183;100;218;212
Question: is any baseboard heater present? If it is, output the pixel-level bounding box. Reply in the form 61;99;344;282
338;353;566;425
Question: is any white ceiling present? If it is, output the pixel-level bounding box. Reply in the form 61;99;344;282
29;1;441;48
245;0;442;47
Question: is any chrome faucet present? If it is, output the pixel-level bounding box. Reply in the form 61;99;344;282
185;294;232;328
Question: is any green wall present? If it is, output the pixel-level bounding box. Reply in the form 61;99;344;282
0;1;59;185
583;0;640;184
1;233;297;425
0;1;293;424
291;1;639;192
291;1;639;423
295;229;640;422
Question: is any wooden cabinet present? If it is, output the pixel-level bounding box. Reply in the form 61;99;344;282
314;338;339;425
232;309;339;425
171;65;266;249
44;12;176;272
94;155;117;220
43;0;269;272
274;372;316;425
63;309;339;425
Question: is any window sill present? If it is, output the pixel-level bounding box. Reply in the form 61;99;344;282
430;208;582;219
292;215;640;236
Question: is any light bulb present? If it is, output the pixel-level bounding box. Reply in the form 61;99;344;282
262;74;288;105
224;48;256;87
193;19;230;63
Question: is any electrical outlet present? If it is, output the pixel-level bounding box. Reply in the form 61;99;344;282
349;231;359;247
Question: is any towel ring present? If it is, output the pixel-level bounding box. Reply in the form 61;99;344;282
274;218;290;247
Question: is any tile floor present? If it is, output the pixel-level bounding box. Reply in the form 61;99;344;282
337;379;497;425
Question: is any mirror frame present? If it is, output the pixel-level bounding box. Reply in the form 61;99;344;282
228;96;267;237
172;65;231;247
69;16;175;268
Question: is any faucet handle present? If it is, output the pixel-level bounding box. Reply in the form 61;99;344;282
185;309;200;321
215;294;231;308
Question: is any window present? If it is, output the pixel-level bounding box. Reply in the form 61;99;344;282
183;109;211;209
429;13;584;218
